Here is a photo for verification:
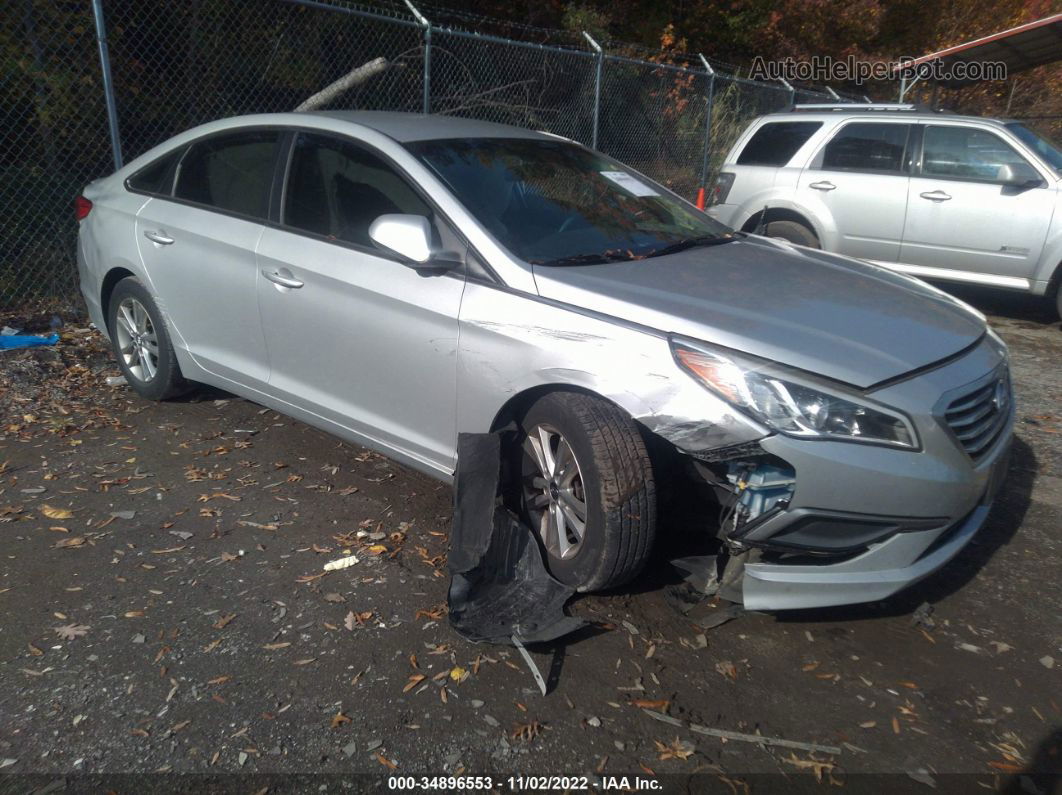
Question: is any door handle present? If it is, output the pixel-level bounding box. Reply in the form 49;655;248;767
262;268;304;289
919;190;952;202
143;230;174;245
809;181;836;191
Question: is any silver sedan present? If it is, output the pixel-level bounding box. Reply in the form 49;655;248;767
77;111;1013;608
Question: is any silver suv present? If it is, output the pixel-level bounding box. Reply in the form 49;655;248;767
706;104;1062;315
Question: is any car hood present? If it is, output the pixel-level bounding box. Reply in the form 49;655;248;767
531;236;986;389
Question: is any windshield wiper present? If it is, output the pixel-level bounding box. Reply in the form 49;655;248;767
537;251;642;267
644;234;735;259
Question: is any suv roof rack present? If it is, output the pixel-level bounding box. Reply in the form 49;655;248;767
790;103;955;113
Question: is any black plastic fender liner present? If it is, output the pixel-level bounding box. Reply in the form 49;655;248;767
447;432;587;645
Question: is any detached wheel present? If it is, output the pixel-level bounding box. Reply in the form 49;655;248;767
107;277;187;401
765;219;819;248
518;392;656;592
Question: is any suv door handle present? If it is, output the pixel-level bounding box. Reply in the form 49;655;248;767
919;190;952;202
143;230;174;245
809;181;836;191
262;268;304;289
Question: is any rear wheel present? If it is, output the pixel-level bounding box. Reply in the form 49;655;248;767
765;219;820;248
518;392;656;592
107;277;187;401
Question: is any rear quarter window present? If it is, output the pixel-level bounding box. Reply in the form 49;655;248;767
127;149;182;195
737;122;822;166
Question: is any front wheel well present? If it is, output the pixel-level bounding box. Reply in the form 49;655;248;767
741;207;818;238
100;267;135;329
489;384;608;433
487;383;682;479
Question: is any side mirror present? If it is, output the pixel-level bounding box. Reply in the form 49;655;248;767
996;162;1041;188
368;214;461;271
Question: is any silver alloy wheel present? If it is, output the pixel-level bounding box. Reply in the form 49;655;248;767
522;424;588;561
114;297;159;382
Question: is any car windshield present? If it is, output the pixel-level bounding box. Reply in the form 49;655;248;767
406;137;733;265
1006;123;1062;174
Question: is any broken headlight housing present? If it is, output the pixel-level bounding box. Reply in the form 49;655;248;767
671;338;918;449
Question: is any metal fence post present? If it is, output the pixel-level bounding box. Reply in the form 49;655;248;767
779;77;796;107
91;0;122;170
583;32;602;150
404;0;430;113
697;54;715;204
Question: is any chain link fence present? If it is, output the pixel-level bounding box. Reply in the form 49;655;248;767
1;0;859;308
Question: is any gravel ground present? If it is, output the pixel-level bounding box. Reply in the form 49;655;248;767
0;287;1059;793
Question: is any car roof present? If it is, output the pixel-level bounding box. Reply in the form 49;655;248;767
301;110;556;142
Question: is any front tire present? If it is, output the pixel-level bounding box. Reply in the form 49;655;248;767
765;219;820;248
107;277;187;401
517;392;656;592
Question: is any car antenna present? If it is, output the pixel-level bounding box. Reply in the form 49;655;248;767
754;206;768;236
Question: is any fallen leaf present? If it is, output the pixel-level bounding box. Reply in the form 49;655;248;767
263;642;291;650
631;699;670;711
655;737;695;761
41;505;74;520
403;674;426;693
212;613;236;630
54;624;90;640
782;753;837;783
715;660;738;681
292;658;316;666
988;760;1024;773
53;536;87;549
511;721;545;742
330;711;351;729
375;753;397;770
27;644;43;657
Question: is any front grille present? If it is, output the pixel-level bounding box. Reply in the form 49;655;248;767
944;370;1011;460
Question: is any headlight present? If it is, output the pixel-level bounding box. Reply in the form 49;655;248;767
671;338;918;449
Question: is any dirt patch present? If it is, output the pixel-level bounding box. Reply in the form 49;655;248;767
0;293;1059;789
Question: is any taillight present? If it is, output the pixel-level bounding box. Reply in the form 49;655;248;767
708;172;735;206
74;195;93;221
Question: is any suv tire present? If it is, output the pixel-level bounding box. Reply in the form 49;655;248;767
765;220;820;248
107;277;188;401
517;392;656;592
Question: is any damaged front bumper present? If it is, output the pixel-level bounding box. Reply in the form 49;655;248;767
686;336;1014;611
739;497;999;611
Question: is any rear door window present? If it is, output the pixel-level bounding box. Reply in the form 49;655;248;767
820;123;912;173
174;130;280;219
737;122;822;166
282;132;430;248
